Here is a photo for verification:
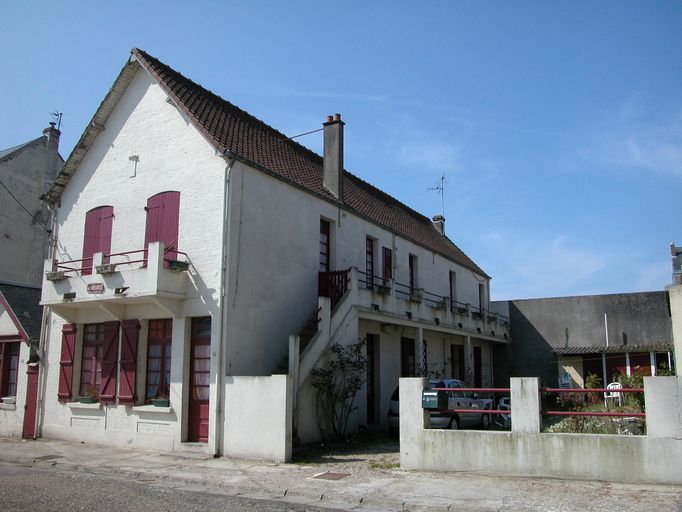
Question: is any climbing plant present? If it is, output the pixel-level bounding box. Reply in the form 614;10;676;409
311;339;367;440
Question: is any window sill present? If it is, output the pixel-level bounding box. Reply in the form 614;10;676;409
0;403;16;411
132;404;174;414
66;402;102;410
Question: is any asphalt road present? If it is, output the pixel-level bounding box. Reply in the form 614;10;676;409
0;463;343;512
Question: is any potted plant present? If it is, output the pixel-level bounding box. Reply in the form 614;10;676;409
151;391;170;407
78;385;99;404
168;260;190;272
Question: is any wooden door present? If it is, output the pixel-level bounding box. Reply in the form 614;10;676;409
381;247;392;284
22;364;39;439
188;317;211;443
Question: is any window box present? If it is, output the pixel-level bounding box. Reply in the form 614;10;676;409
1;396;16;405
95;263;117;275
168;260;189;273
46;270;66;281
77;395;98;404
151;398;170;407
409;288;424;303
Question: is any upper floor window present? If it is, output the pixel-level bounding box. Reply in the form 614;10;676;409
82;206;114;275
145;191;180;267
365;237;375;289
449;271;457;310
479;283;486;312
319;219;331;272
408;254;418;292
382;247;392;284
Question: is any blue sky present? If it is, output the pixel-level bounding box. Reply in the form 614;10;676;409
2;2;680;299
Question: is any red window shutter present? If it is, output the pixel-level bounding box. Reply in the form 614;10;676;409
82;206;114;275
57;324;77;402
99;321;120;404
118;320;140;404
144;192;180;266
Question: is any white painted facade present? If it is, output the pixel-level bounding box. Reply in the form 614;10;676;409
39;52;507;458
0;300;31;436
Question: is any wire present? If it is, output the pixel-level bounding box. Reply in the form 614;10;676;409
279;127;323;141
0;178;51;232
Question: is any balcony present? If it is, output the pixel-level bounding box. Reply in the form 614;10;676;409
340;268;509;342
41;242;191;321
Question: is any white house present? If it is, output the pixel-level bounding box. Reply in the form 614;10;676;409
38;48;509;459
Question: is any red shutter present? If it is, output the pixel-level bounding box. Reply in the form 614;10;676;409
144;192;180;266
99;321;120;404
82;206;114;275
118;320;140;404
57;324;77;402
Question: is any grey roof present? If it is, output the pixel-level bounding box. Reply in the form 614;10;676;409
0;137;43;164
553;342;673;355
0;283;43;341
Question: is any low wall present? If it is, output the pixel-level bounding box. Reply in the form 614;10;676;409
222;375;292;462
400;377;682;484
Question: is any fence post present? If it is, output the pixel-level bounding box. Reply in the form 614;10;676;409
644;376;682;438
399;377;430;470
511;377;541;433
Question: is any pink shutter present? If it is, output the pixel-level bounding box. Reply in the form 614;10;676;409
144;191;180;267
57;324;77;402
82;206;114;275
118;320;140;404
99;321;120;404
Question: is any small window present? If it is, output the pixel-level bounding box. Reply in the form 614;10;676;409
0;342;20;397
409;254;418;292
449;271;457;310
365;237;375;289
319;219;331;272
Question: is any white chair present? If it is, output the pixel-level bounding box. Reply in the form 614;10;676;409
604;382;623;407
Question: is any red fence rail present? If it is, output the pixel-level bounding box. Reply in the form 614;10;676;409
543;387;645;419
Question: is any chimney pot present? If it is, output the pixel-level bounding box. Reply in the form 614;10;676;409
432;215;445;235
334;113;341;121
327;115;334;123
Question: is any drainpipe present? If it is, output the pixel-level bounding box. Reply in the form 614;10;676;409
35;200;58;438
214;154;235;456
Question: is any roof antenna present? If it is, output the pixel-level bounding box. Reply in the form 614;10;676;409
427;172;447;218
50;111;63;131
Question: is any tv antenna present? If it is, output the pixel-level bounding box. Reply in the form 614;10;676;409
50;111;63;130
427;172;447;218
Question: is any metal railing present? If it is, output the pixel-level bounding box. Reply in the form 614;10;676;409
430;386;512;416
542;387;646;418
318;269;350;309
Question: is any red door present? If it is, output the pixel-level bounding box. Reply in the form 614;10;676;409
188;317;211;443
22;365;39;439
144;191;180;266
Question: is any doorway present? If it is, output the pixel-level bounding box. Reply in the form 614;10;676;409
188;317;211;443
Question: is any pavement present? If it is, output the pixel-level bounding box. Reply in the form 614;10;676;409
1;435;681;512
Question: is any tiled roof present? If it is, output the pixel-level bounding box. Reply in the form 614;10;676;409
553;342;673;355
0;283;43;341
132;48;488;278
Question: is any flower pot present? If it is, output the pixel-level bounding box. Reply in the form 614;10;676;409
78;396;98;404
2;396;16;405
168;260;189;272
151;398;170;407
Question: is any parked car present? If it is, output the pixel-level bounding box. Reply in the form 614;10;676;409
387;379;493;437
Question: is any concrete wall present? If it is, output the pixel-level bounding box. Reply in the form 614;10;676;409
222;375;292;462
493;292;673;387
0;128;62;286
400;377;682;484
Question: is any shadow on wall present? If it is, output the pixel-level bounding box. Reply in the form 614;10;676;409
493;303;557;388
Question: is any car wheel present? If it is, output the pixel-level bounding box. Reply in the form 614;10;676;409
448;417;459;430
389;426;399;439
480;413;490;430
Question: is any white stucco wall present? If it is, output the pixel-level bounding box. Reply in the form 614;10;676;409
222;375;292;461
0;341;30;436
42;66;227;452
0;133;61;286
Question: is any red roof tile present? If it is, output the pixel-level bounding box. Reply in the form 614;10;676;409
132;48;488;277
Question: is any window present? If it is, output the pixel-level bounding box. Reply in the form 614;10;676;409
382;247;392;284
145;191;180;266
319;219;330;272
82;206;114;275
365;237;375;289
479;283;486;312
408;254;418;293
0;342;20;397
80;324;105;396
449;271;457;311
146;319;172;400
450;344;464;380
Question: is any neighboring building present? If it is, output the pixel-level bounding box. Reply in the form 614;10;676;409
37;48;508;456
492;292;673;388
672;242;682;286
0;283;42;438
0;125;63;286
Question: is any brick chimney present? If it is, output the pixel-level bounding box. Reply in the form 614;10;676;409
323;113;344;201
432;215;445;235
